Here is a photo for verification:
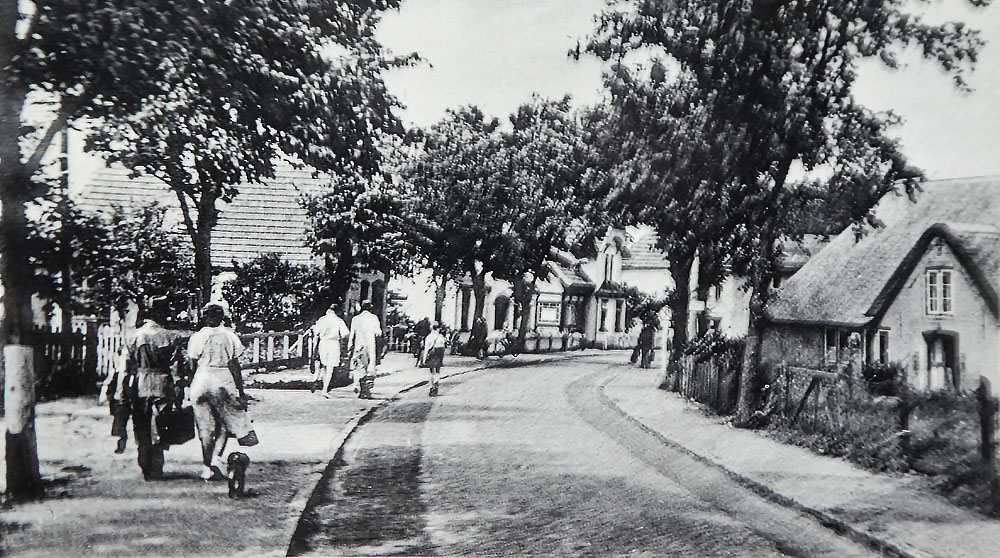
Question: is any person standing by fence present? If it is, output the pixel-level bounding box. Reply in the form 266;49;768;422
311;304;349;398
349;301;383;399
423;322;447;396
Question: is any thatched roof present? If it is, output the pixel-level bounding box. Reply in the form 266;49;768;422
76;165;328;269
768;177;1000;327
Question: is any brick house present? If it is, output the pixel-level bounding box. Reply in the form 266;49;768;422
762;177;1000;391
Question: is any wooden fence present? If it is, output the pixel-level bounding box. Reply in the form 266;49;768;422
676;352;741;415
770;363;1000;516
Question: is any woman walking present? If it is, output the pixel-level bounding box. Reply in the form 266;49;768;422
187;303;258;480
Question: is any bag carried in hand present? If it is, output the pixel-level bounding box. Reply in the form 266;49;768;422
156;404;196;447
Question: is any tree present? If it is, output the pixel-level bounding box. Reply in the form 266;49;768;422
303;171;420;309
3;0;411;500
493;96;605;345
84;204;198;323
402;107;509;323
27;192;111;323
587;0;987;416
222;253;329;333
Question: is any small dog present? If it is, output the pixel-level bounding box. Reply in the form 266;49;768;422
227;452;250;499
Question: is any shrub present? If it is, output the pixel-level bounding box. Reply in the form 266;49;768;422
862;361;903;397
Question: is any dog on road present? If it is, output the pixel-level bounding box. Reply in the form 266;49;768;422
227;452;250;499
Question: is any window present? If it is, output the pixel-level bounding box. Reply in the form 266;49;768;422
460;289;471;331
878;330;889;364
926;269;953;315
537;301;561;325
599;299;609;331
614;301;624;332
604;253;615;282
825;328;854;364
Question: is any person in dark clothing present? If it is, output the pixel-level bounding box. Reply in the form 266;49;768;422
123;299;184;480
413;317;432;367
637;323;657;368
469;316;488;359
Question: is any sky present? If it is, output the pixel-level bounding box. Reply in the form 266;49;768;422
377;0;1000;181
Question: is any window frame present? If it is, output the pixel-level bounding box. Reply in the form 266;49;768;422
925;268;954;316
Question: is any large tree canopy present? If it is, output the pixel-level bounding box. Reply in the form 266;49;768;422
22;0;411;303
587;0;988;411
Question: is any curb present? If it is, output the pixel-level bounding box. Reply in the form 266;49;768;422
597;375;915;558
282;358;498;556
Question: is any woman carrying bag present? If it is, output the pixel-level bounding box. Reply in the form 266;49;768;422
187;302;259;481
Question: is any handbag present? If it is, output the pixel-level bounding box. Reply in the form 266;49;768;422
156;403;196;447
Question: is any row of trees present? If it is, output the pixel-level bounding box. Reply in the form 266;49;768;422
2;0;409;500
584;0;988;422
2;0;989;501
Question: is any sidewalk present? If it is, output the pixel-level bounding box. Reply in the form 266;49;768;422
0;352;486;557
605;366;1000;558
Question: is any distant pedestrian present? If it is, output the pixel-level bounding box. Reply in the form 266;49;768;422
187;303;258;481
413;317;432;367
349;301;383;399
470;316;488;359
636;322;657;368
311;304;349;398
123;298;184;480
423;322;447;396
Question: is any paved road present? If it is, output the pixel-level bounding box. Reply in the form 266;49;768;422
288;355;879;557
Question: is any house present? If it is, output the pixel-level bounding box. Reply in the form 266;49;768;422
619;225;827;341
75;165;389;325
761;176;1000;392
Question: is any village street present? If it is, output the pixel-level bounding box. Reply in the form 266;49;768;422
289;354;877;557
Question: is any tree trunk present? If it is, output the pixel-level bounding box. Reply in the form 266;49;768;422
58;131;73;348
513;274;535;346
327;238;355;311
1;0;43;497
471;266;488;321
433;272;446;323
192;192;219;308
660;257;693;391
736;235;777;425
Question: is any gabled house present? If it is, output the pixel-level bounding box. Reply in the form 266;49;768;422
619;225;827;341
762;176;1000;391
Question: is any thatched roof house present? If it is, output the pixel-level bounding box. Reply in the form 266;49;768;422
762;176;1000;391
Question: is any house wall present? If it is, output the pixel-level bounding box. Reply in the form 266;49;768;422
760;323;826;369
705;276;752;339
620;269;673;297
876;242;999;391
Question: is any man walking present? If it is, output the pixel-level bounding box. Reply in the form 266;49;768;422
124;298;183;480
312;304;350;398
349;301;383;399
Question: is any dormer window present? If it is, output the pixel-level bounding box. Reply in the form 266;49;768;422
603;251;615;282
926;269;953;315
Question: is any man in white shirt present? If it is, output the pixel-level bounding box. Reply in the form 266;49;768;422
312;304;349;397
349;301;383;398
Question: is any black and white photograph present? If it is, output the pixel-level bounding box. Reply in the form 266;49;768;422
2;0;1000;556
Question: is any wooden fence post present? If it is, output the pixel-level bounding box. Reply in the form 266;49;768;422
899;385;912;472
976;376;999;517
